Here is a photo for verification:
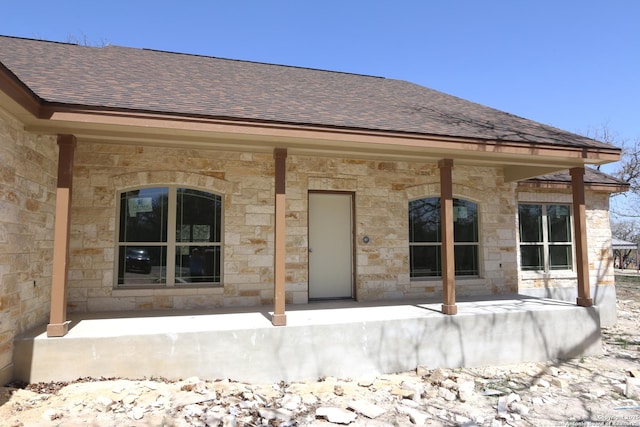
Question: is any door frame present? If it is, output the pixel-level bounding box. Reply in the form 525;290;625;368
307;190;357;300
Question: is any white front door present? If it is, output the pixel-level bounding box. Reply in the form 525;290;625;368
308;192;354;299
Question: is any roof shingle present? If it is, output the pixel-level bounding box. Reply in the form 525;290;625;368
523;167;628;189
0;35;614;150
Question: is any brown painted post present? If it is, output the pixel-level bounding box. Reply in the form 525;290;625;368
47;134;76;337
439;159;457;315
571;167;593;307
272;148;287;326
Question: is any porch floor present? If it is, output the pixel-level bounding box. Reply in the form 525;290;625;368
13;295;603;384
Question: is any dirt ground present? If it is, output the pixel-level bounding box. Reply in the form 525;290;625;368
1;276;639;426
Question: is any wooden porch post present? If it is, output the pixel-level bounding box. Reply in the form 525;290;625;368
47;134;76;337
439;159;457;315
570;167;592;307
272;148;287;326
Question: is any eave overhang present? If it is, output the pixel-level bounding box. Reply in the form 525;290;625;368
0;61;43;118
518;179;629;193
0;66;622;182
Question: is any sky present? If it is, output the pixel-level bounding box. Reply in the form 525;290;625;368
3;2;639;171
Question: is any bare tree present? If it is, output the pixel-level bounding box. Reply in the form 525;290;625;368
617;138;640;195
586;124;640;218
65;33;109;47
610;137;640;219
611;219;640;268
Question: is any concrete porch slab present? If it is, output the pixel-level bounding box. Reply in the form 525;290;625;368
13;296;602;384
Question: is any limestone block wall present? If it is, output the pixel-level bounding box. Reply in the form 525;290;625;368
67;142;277;312
287;156;519;303
584;192;616;287
0;110;57;384
67;142;521;313
67;141;615;316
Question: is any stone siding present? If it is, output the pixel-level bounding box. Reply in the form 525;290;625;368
0;109;57;384
66;143;616;315
68;143;275;311
289;156;519;303
67;143;525;312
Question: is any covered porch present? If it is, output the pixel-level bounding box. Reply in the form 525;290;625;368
45;137;599;334
14;294;602;384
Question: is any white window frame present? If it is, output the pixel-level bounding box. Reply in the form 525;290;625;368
518;203;574;273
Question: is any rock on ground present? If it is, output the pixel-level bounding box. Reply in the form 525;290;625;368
1;278;639;426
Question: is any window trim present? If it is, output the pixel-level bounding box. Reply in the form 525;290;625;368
408;196;480;279
114;184;224;288
518;203;574;273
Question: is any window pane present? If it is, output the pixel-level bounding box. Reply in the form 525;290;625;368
119;188;168;242
409;198;440;242
547;205;571;243
550;245;572;270
175;246;221;283
520;245;543;271
410;245;441;277
176;189;222;243
455;245;478;275
117;245;166;285
410;197;479;278
518;204;542;242
453;199;478;243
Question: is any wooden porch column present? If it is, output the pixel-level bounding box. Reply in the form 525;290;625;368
47;134;76;337
272;148;287;326
439;159;457;315
571;167;592;307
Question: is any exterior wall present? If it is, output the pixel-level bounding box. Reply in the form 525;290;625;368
62;141;617;327
0;109;58;384
0;123;619;382
516;188;617;326
288;156;519;302
68;143;274;311
68;143;521;312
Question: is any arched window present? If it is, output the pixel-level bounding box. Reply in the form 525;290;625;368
408;197;479;277
116;187;222;287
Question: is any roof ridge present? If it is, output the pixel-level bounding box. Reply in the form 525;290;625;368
0;34;386;79
139;46;386;79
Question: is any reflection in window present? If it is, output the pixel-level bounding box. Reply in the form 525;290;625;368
518;204;572;271
117;187;222;287
409;197;479;278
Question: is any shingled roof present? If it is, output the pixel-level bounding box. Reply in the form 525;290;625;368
0;35;614;151
521;167;629;191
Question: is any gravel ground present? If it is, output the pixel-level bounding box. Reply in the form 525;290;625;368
1;276;639;426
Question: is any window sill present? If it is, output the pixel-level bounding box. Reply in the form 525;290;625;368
520;270;576;280
410;276;484;284
113;286;224;297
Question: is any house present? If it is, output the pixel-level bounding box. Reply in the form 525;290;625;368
0;35;628;384
611;238;639;270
